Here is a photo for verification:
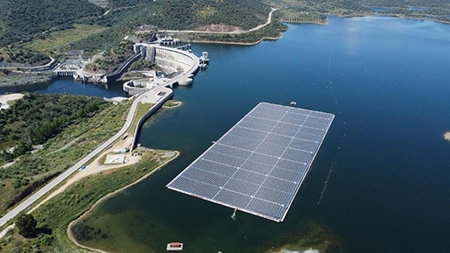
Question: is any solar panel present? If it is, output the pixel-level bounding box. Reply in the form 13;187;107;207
166;102;335;222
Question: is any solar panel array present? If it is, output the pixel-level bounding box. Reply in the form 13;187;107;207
167;102;334;222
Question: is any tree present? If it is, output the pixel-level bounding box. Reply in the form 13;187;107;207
16;213;37;238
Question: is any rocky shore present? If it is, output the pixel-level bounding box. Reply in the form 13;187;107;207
0;73;55;87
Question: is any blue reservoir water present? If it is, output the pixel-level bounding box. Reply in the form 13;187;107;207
3;16;450;252
0;78;127;98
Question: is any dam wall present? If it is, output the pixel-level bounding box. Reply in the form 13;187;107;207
101;43;199;84
134;43;199;76
153;46;198;75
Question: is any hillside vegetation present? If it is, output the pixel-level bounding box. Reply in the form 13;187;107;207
0;94;107;154
356;0;450;8
0;0;104;47
0;94;126;215
0;48;49;66
0;0;270;47
272;0;450;23
0;0;273;66
0;149;176;252
0;0;449;65
105;0;269;30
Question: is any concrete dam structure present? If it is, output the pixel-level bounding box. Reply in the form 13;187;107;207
136;43;199;78
123;44;200;94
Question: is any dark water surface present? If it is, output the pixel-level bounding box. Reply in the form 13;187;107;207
4;16;450;252
0;78;127;98
84;16;450;252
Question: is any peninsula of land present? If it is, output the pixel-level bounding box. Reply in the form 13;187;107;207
0;88;181;252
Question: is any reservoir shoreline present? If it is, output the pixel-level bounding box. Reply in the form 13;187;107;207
67;150;180;253
69;16;450;253
1;15;450;252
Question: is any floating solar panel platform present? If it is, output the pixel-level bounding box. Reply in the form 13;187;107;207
166;102;334;222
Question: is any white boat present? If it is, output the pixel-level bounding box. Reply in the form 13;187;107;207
166;242;183;251
201;52;209;63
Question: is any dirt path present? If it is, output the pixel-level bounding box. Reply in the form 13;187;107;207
46;137;81;156
30;136;136;213
0;93;24;110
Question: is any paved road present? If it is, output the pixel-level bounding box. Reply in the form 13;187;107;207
0;93;144;228
0;46;201;229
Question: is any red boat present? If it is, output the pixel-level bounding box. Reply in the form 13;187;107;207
166;242;183;251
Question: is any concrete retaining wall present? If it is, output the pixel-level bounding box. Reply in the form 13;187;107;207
130;90;174;150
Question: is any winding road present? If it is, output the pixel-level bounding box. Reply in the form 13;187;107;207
0;46;201;229
0;2;278;233
163;8;277;35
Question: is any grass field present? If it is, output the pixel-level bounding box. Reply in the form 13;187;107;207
0;149;178;252
129;102;153;136
26;24;107;55
0;100;131;216
0;96;180;252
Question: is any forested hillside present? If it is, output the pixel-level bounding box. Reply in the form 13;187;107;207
0;93;108;162
0;0;270;47
0;0;104;46
69;0;271;54
0;0;449;62
271;0;450;23
107;0;149;8
270;0;450;9
98;0;270;30
0;0;271;62
355;0;450;8
354;0;450;22
0;93;130;222
0;93;112;212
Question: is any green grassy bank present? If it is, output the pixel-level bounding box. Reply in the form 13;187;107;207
0;91;184;252
0;149;178;252
0;95;130;217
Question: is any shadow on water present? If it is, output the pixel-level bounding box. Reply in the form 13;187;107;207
0;78;127;98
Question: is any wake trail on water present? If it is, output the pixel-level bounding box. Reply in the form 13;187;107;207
317;56;347;205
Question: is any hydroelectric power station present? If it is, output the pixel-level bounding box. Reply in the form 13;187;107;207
122;43;204;95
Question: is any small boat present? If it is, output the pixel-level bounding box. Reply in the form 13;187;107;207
166;242;184;251
290;101;297;106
